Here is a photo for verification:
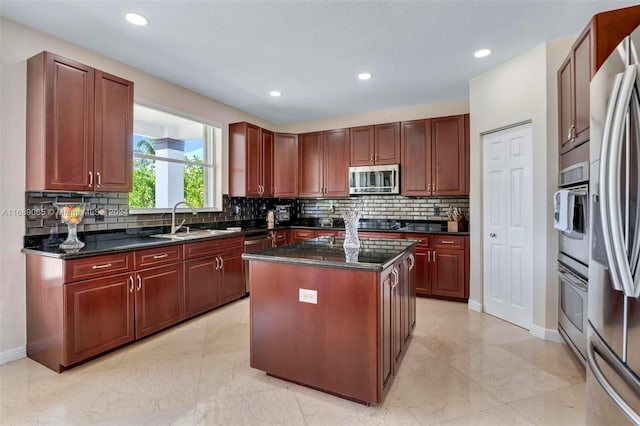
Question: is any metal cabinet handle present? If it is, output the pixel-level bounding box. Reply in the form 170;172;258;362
440;240;455;244
391;267;399;289
489;233;496;238
370;154;374;162
375;153;378;162
153;253;169;259
407;254;415;271
92;263;112;270
89;171;93;187
136;275;142;291
129;276;134;292
427;250;431;263
219;256;224;270
214;257;220;270
96;171;101;187
431;250;436;263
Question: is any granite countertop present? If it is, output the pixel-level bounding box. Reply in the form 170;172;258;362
22;227;273;259
286;219;469;235
242;236;417;271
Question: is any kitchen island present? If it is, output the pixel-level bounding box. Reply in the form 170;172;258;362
243;236;417;405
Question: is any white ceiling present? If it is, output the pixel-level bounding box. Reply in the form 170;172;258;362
2;0;638;124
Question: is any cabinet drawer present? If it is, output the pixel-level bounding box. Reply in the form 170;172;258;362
184;236;244;259
135;245;182;269
292;229;314;240
403;233;430;246
65;252;134;283
433;235;464;249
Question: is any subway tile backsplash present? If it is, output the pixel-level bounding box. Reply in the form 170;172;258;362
297;196;469;222
24;192;469;236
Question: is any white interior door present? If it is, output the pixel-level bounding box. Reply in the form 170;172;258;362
482;124;533;329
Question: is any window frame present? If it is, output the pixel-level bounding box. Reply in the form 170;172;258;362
129;102;223;214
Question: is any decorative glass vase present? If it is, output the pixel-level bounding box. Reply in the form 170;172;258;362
342;210;362;250
54;203;87;250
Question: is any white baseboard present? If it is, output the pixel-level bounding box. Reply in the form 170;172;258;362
529;324;563;343
0;346;26;365
467;299;482;312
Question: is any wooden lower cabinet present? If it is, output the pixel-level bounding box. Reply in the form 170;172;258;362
185;257;220;317
134;263;185;339
406;234;468;301
219;249;244;304
64;272;135;366
272;230;289;247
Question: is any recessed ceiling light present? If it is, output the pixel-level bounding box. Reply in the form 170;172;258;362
358;72;372;80
269;90;282;97
125;13;149;26
474;49;492;58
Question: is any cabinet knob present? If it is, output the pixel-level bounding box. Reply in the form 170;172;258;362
490;233;497;238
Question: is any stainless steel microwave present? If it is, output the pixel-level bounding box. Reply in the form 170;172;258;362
348;165;399;195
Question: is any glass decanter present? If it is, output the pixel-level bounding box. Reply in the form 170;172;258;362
342;210;362;250
54;203;87;250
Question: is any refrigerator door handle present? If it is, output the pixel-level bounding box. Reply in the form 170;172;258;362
600;71;626;292
588;335;640;425
601;65;640;297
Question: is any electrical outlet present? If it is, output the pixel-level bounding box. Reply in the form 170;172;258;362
434;206;440;215
299;288;317;304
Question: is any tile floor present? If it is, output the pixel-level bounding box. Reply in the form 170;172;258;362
0;297;586;425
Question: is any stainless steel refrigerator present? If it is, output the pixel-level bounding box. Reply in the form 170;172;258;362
588;24;640;425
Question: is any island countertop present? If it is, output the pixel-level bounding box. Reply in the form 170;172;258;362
242;236;417;271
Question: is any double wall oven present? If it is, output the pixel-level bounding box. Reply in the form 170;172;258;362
556;161;589;364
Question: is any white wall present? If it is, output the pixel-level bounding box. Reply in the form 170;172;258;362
468;37;573;337
0;17;275;362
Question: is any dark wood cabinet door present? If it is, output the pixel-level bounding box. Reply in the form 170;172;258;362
134;263;185;339
558;56;573;153
245;123;262;197
274;133;298;197
64;272;134;365
261;129;274;197
573;27;591;147
323;129;350;197
391;262;403;372
431;248;465;299
414;245;430;296
400;256;411;346
431;115;465;196
298;132;324;197
374;122;400;165
380;266;393;391
219;250;245;304
350;125;374;166
184;257;220;317
407;253;416;330
93;70;133;192
401;119;431;196
45;53;95;191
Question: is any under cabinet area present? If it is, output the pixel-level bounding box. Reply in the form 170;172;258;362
26;51;133;192
26;236;246;372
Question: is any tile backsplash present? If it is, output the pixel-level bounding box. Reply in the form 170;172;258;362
24;192;469;236
24;192;293;236
297;196;469;222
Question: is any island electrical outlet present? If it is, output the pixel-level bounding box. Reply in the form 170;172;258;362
299;288;317;304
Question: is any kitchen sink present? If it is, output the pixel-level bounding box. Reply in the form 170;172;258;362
150;229;237;240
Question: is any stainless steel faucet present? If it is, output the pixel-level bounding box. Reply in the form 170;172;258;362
171;200;197;234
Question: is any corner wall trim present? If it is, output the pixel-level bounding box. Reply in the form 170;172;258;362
0;346;26;366
467;299;482;312
529;324;563;343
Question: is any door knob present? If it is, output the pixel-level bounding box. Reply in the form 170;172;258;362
490;233;496;238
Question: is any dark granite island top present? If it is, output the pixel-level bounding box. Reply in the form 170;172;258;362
246;236;417;405
242;236;417;271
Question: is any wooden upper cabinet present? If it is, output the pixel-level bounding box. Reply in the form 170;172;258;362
274;133;298;197
401;119;431;196
298;130;348;198
558;5;640;156
26;51;133;192
350;125;374;166
261;129;274;197
350;123;400;166
94;71;133;192
229;122;273;197
431;115;466;196
400;115;468;196
323;128;350;197
298;132;324;197
374;122;401;165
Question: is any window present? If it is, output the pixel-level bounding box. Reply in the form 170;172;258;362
130;104;222;212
